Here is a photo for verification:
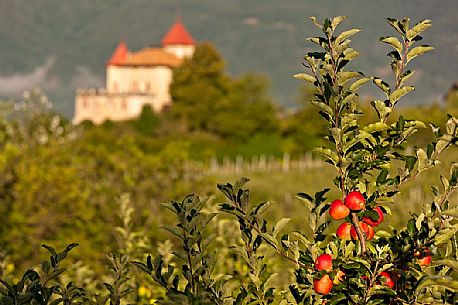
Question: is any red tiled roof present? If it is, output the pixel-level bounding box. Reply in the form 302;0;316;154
119;48;182;68
107;41;128;66
161;21;195;46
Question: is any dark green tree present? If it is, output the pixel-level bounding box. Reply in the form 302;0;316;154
282;85;328;153
170;43;229;132
170;43;279;142
210;74;280;141
134;105;159;135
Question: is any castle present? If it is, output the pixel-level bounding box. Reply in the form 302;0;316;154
73;20;195;124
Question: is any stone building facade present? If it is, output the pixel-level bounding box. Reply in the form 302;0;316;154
74;20;195;124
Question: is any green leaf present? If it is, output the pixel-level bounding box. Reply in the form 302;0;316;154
343;48;360;61
158;202;177;214
330;292;347;305
399;17;410;33
377;169;389;185
416;148;429;172
407;19;432;40
331;16;347;30
63;243;79;253
442;208;458;219
260;233;279;250
293;73;316;84
349;77;371;92
434;224;458;246
41;261;51;274
132;261;151;274
337;71;363;86
371;100;391;119
335;29;361;45
372;77;390;96
273;218;291;238
296;193;313;210
415;213;425;231
310;100;334;116
41;244;57;256
344;131;377;152
364;122;390;133
416;275;458;294
440;175;450;190
350;257;371;271
309;16;322;29
307;51;326;60
234;177;250;190
291;231;311;247
313;147;339;165
407;45;434;63
433;259;458;271
162;225;184;241
390;86;415;104
400;70;415;86
323;18;332;33
330;127;342;144
253;201;271;215
405;120;426;129
380;36;403;54
306;37;327;48
386;18;404;34
375;230;392;238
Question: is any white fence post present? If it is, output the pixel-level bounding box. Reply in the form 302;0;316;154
282;152;290;172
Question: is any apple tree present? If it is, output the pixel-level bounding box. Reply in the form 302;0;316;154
136;16;458;305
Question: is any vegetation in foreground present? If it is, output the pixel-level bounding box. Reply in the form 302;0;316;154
1;15;458;304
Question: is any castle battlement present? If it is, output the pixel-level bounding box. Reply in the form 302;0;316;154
76;88;107;95
76;88;156;97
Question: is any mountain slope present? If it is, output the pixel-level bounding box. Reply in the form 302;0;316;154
0;0;456;116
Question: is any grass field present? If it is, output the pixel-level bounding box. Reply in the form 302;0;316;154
191;147;457;231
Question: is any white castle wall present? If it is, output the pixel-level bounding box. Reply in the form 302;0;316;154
164;45;195;60
106;65;173;109
73;90;159;124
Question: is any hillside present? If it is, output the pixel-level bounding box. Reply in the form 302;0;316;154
0;0;456;117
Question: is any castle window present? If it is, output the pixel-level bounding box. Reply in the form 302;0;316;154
82;98;89;109
132;81;139;92
145;81;151;92
121;98;127;110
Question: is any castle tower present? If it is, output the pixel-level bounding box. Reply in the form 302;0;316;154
106;40;129;93
162;20;195;59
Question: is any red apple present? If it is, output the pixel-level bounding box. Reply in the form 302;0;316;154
415;249;432;266
350;222;369;240
418;255;432;266
345;191;365;211
378;271;395;288
314;274;333;295
329;199;350;220
336;222;352;240
366;225;375;240
315;254;333;271
363;206;384;227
